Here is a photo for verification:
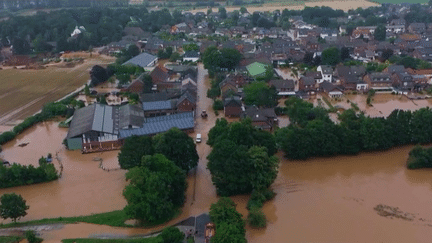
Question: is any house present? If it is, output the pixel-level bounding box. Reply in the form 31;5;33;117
241;106;278;131
66;104;144;151
224;96;243;117
123;52;158;69
246;62;268;78
320;28;338;39
122;79;143;93
176;91;196;112
317;65;333;83
363;72;393;91
269;79;295;96
335;65;367;91
150;65;170;84
219;78;238;99
142;99;177;117
391;72;414;91
305;71;323;84
352;26;376;39
384;64;405;74
299;76;317;96
183;51;200;62
413;47;432;61
319;81;344;98
408;23;426;34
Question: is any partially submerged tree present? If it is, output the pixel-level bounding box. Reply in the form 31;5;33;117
0;193;29;223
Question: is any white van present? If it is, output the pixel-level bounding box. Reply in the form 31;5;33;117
196;133;202;143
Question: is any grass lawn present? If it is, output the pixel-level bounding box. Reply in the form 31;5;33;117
0;210;129;229
0;57;113;123
0;236;24;243
62;237;162;243
0;209;181;229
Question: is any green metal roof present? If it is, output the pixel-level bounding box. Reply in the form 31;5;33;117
246;62;266;77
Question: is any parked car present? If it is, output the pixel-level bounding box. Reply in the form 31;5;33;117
196;133;202;143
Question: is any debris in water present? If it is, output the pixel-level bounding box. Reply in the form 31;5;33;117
18;142;29;147
374;204;415;221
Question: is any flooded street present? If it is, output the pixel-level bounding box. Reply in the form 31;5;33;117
3;66;432;243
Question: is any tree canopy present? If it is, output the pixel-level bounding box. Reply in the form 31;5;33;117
202;46;242;73
123;154;187;223
207;119;278;196
153;127;199;172
321;47;341;66
209;197;246;243
118;128;198;172
243;81;278;108
374;24;386;41
0;193;29;223
118;136;154;169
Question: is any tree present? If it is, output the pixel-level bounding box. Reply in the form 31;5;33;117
142;74;153;93
240;6;247;14
321;47;341;66
0;193;29;223
90;65;110;87
123;154;187;223
153;127;199;172
380;49;393;61
247;207;266;228
160;226;185;243
209;197;246;243
12;37;31;55
118;136;154;169
244;81;278;107
340;47;350;60
219;7;227;19
374;24;386;41
207;141;278;196
202;46;242;72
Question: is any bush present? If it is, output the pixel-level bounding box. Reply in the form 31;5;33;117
0;131;16;145
213;99;224;111
25;231;42;243
247;207;266;228
0;162;59;188
247;188;276;209
160;226;185;243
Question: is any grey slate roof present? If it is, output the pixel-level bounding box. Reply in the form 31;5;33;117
118;104;145;129
67;105;97;138
123;52;157;68
119;112;195;138
142;100;173;111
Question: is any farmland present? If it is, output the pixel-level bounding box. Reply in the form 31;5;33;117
0;54;114;125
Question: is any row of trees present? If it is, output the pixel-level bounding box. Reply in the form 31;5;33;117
0;157;58;188
277;97;432;160
0;6;184;53
118;127;199;171
207;118;278;227
0;98;73;145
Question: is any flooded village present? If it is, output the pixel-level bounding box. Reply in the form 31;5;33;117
2;0;432;243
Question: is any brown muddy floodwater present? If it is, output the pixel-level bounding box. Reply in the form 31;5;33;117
4;71;432;243
0;122;127;223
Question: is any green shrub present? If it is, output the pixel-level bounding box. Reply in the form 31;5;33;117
247;188;275;209
212;99;224;111
247;207;266;228
25;231;42;243
160;226;184;243
0;131;17;145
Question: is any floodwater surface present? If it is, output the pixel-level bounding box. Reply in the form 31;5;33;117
0;122;127;223
3;66;432;243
